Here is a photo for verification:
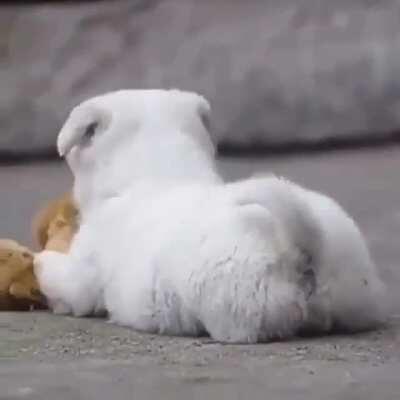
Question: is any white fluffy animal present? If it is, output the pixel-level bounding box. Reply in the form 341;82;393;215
34;89;387;342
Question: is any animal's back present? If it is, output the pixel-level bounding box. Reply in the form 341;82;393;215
92;184;225;331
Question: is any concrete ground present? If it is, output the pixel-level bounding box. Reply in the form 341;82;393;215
0;145;399;399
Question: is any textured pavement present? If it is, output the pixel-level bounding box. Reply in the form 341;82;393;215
0;145;399;399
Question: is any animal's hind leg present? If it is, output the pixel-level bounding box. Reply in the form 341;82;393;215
258;248;323;340
200;270;309;343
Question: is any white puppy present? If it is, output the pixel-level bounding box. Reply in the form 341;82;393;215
35;89;387;342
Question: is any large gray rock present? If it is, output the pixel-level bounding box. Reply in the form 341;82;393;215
1;0;400;155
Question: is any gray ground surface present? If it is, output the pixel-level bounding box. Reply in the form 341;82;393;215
0;145;399;399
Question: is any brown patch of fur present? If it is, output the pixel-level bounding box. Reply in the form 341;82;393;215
31;192;79;252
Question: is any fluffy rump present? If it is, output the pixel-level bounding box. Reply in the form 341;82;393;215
227;175;388;334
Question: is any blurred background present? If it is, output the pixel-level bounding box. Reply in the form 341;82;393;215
2;0;400;155
0;1;399;311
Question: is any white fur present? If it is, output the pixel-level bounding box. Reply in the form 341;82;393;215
34;89;388;343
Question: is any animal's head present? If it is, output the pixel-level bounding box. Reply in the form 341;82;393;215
0;239;45;308
0;239;33;292
57;89;214;177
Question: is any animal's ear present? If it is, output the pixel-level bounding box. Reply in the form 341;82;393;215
57;105;111;157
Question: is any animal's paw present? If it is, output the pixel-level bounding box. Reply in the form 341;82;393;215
33;251;73;315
